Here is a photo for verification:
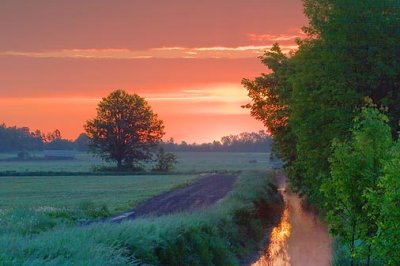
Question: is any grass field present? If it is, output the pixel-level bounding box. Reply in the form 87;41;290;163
0;152;280;265
0;174;198;213
0;152;274;217
0;151;276;173
0;171;282;265
0;152;108;173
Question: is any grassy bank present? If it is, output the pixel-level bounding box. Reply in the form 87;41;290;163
0;171;283;265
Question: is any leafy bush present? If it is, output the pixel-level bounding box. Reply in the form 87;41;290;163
153;147;177;172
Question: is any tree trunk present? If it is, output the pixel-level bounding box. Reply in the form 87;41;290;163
366;243;371;266
117;159;122;169
350;222;356;266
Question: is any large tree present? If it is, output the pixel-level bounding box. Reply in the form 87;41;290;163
243;1;400;264
85;89;165;169
244;0;400;204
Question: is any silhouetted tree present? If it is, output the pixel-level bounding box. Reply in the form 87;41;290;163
45;139;74;150
45;129;62;143
85;89;165;169
0;124;43;151
74;133;90;151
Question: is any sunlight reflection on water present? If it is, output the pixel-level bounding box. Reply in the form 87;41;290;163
252;188;291;266
251;182;332;266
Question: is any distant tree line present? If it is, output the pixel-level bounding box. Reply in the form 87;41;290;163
0;122;271;154
161;131;272;152
0;124;89;152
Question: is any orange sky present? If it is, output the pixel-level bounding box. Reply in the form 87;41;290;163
0;0;307;143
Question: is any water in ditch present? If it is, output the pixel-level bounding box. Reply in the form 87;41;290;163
251;178;332;266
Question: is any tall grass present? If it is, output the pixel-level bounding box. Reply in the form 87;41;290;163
0;171;282;265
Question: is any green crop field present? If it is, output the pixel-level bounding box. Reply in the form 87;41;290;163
0;171;281;265
0;152;276;215
0;174;198;214
0;152;108;173
0;152;280;265
0;151;277;173
174;152;278;172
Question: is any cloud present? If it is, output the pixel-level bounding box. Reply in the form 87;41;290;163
0;83;250;115
145;83;248;103
246;29;307;42
0;45;298;60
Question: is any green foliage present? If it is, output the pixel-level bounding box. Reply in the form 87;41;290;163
85;89;165;169
242;44;296;169
244;0;400;205
241;0;400;264
321;107;393;263
153;147;177;172
372;143;400;265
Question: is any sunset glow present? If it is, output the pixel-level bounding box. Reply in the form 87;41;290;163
0;0;306;142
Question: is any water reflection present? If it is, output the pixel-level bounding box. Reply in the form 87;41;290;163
252;189;291;266
251;183;332;266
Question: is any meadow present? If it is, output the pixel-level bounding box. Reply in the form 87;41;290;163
0;171;282;265
0;152;279;265
0;175;198;213
0;152;273;218
0;151;276;173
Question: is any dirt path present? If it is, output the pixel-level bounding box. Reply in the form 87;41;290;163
251;175;332;266
110;174;237;222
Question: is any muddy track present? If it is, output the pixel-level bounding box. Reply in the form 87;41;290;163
110;174;237;223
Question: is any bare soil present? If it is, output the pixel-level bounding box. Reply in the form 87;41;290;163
110;174;237;222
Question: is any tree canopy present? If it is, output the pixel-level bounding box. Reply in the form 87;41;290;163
85;89;165;169
243;0;400;264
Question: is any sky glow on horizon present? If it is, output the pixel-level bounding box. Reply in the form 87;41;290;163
0;0;307;142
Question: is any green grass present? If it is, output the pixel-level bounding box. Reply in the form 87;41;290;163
0;151;276;173
174;152;278;172
0;152;281;265
0;152;109;173
0;151;275;213
0;171;283;265
0;174;198;213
